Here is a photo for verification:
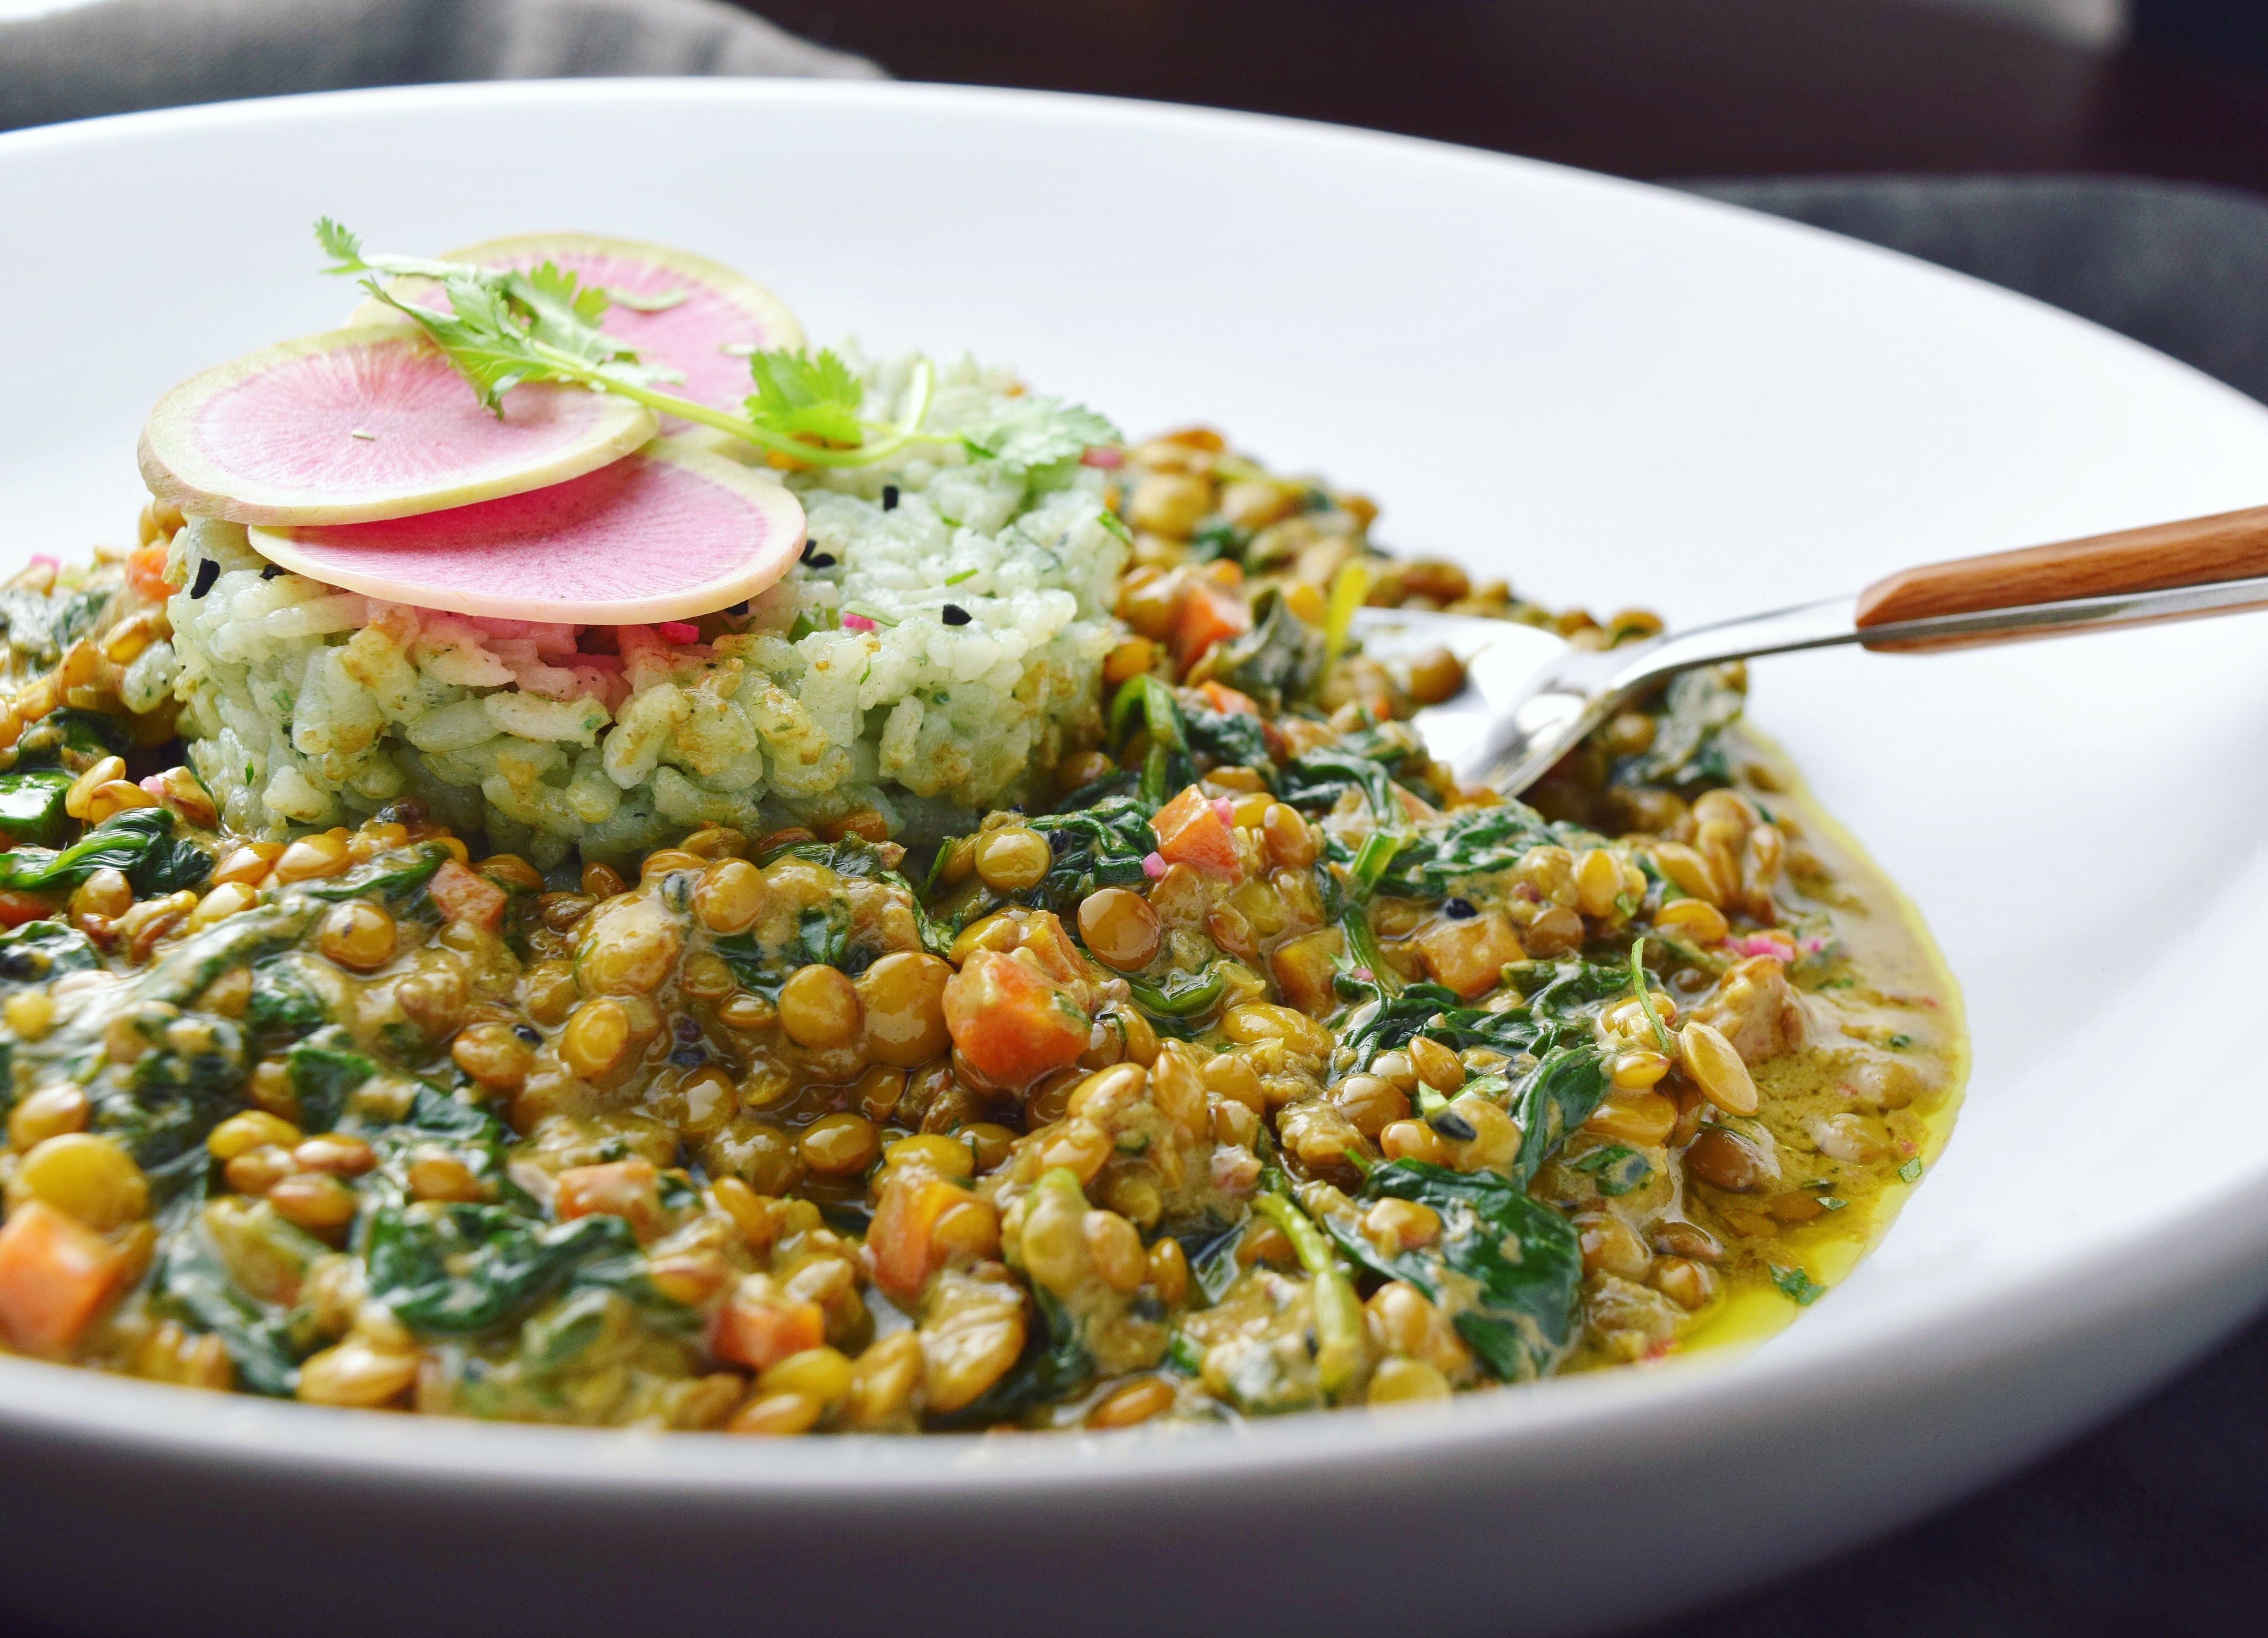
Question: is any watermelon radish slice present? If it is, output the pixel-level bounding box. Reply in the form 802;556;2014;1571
140;325;657;526
246;438;807;625
349;232;802;420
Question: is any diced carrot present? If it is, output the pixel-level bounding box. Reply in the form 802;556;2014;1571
1270;927;1347;1015
1173;578;1252;669
553;1160;665;1241
0;891;61;929
942;949;1092;1088
868;1171;975;1305
1416;910;1524;999
1152;784;1240;879
427;860;506;931
125;545;177;603
0;1202;125;1356
1016;909;1092;990
710;1278;826;1371
1199;680;1260;717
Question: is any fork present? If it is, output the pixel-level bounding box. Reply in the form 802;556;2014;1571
1349;501;2268;795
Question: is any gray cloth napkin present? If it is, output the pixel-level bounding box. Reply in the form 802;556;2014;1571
0;0;879;134
1687;174;2268;408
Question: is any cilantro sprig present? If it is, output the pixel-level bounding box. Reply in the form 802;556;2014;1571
318;218;937;469
317;219;1123;473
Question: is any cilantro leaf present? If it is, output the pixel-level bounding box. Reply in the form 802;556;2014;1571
314;215;363;272
746;348;867;447
960;397;1120;468
365;275;553;410
314;219;934;467
508;261;614;350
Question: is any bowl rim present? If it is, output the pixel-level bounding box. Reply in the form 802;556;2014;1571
3;72;2266;1499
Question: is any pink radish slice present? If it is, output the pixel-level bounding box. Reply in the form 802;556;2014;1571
246;437;807;626
350;233;802;421
140;326;656;527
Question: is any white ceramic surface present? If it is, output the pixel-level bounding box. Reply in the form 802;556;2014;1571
2;79;2266;1638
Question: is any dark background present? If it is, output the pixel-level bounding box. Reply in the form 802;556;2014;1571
744;0;2268;190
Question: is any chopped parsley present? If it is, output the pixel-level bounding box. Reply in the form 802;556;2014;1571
1770;1265;1827;1306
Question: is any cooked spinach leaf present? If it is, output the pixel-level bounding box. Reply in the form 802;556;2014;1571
244;955;328;1040
926;1286;1092;1430
720;838;944;981
1329;1160;1583;1383
1279;732;1409;820
1025;795;1156;910
1183;705;1273;774
0;769;77;846
301;844;447;903
0;920;96;986
100;1020;252;1192
1126;964;1229;1019
152;1215;313;1397
362;1203;639;1337
1613;666;1743;792
48;587;109;649
1339;965;1623;1068
286;1034;375;1133
1336;966;1621;1182
1372;802;1562;899
1177;1216;1249;1305
0;807;211;896
1105;673;1202;810
1508;1045;1613;1187
1213;588;1322;711
401;1081;506;1142
12;708;133;767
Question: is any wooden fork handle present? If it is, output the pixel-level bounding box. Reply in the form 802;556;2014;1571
1854;502;2268;627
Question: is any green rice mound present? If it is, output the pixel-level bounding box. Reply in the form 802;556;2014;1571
145;354;1126;864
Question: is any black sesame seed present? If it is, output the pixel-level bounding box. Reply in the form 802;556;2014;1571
882;484;900;511
1429;1111;1478;1142
808;552;837;569
800;540;815;562
189;559;219;598
668;1045;705;1069
260;564;285;580
725;600;750;616
1442;896;1476;920
513;1025;542;1046
673;1016;703;1044
941;603;971;626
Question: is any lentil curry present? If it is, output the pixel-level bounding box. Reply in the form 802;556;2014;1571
0;430;1962;1432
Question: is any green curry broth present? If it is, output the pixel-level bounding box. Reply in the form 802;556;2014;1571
1666;728;1966;1356
0;430;1965;1432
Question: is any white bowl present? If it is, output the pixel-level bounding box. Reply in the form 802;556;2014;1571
2;79;2265;1638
